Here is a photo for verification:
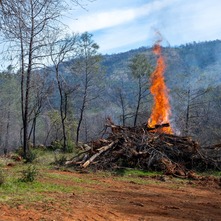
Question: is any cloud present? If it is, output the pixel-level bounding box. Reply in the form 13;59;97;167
65;0;221;54
159;0;221;46
93;22;156;54
68;0;178;33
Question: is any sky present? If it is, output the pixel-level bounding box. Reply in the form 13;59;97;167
65;0;221;54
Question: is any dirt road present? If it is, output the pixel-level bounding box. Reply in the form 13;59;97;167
0;170;221;221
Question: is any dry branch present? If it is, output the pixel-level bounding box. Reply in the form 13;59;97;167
82;141;115;168
64;121;219;175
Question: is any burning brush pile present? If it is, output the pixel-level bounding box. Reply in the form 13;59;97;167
65;120;214;178
64;41;220;177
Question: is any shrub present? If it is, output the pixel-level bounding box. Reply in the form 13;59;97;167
53;154;67;166
19;165;38;182
50;140;63;151
16;147;37;163
25;151;37;163
66;140;75;153
0;169;5;185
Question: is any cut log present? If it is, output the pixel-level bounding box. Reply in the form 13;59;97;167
82;142;115;168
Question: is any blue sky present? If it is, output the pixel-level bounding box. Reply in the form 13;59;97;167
65;0;221;54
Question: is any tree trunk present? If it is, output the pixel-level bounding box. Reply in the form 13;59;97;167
56;67;67;152
4;102;11;155
134;78;142;127
185;89;190;136
76;76;87;145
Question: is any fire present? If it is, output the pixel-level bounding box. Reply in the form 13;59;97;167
148;43;173;134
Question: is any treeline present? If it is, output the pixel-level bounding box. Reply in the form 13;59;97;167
1;39;221;154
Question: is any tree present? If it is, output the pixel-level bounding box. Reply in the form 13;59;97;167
0;0;64;158
129;53;152;126
0;68;20;154
0;0;92;157
72;32;102;145
107;79;131;126
49;33;78;151
27;71;53;147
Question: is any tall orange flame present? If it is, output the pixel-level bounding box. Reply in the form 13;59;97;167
148;43;173;134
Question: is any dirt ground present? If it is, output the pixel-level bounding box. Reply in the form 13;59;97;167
0;170;221;221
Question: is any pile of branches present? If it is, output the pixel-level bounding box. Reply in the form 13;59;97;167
65;120;219;178
200;143;221;169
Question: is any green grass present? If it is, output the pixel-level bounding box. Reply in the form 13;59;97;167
45;172;102;185
0;169;75;200
30;149;74;167
199;170;221;177
110;168;162;185
0;173;83;205
113;175;159;185
113;168;162;177
0;154;84;206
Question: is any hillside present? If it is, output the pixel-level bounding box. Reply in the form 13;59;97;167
102;40;221;89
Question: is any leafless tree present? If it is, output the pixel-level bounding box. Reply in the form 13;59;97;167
172;87;210;140
72;32;102;145
49;33;78;151
27;72;53;147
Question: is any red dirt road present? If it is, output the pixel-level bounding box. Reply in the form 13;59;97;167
0;170;221;221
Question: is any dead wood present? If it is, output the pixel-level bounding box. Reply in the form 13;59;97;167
82;141;115;168
64;121;219;175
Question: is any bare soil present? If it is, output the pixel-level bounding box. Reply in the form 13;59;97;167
0;170;221;221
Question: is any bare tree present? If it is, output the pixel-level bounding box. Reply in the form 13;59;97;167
49;33;78;151
27;72;53;147
72;32;102;145
108;79;131;126
172;86;210;139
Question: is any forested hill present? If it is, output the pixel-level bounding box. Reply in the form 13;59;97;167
102;40;221;89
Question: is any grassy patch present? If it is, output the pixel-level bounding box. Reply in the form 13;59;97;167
30;150;73;167
0;162;85;205
113;175;160;185
111;169;161;185
0;177;73;193
113;168;162;177
199;170;221;177
0;157;15;167
45;171;102;185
